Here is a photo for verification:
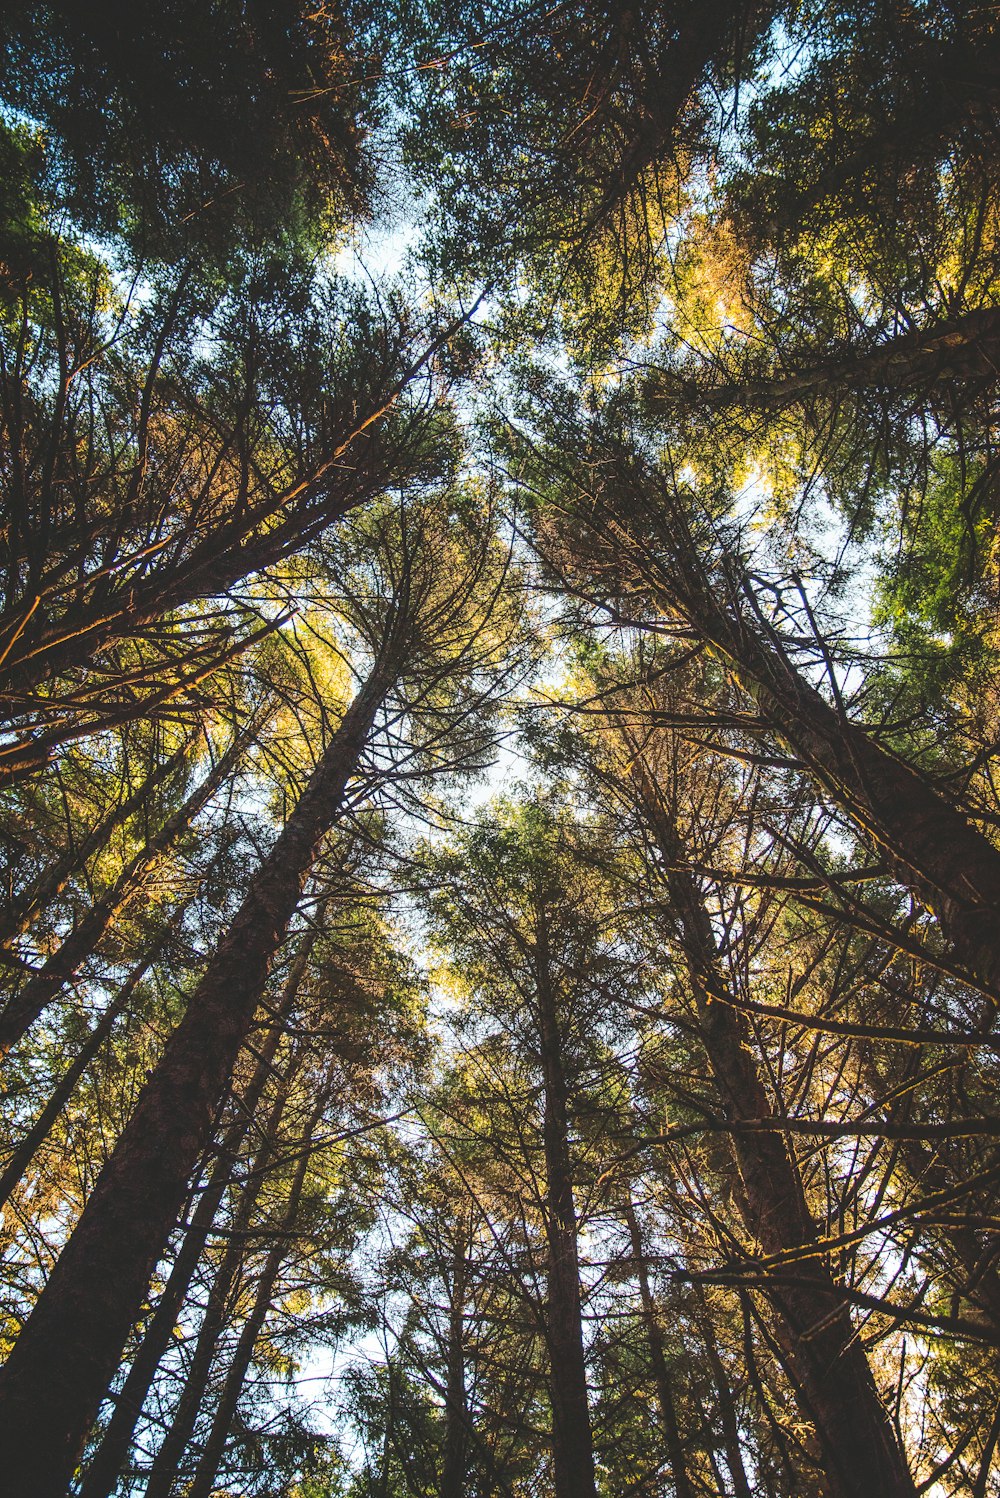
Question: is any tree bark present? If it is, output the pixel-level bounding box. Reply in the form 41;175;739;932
440;1229;470;1498
0;931;172;1216
184;1091;327;1498
630;758;917;1498
622;1200;695;1498
141;1046;304;1498
0;660;391;1496
77;935;315;1498
533;910;599;1498
645;306;1000;416
596;493;1000;993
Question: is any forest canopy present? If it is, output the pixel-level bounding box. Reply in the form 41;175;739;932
1;1;1000;1495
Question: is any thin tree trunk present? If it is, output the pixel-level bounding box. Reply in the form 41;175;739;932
440;1228;470;1498
141;1046;304;1498
0;737;191;952
184;1092;327;1498
77;932;315;1498
0;928;173;1215
694;1295;753;1498
534;911;599;1498
0;727;250;1054
630;758;917;1498
622;1200;695;1498
0;659;392;1496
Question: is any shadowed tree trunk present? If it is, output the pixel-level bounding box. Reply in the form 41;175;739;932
645;305;1000;415
142;1043;306;1498
184;1089;328;1498
0;926;176;1215
0;726;252;1055
622;1200;695;1498
534;909;599;1498
440;1227;471;1498
76;933;316;1498
576;470;1000;992
0;655;394;1496
628;753;917;1498
0;736;192;953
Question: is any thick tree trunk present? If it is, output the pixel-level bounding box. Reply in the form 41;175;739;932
0;728;250;1055
76;935;314;1498
646;306;1000;415
0;661;391;1496
631;760;917;1498
607;512;1000;992
622;1201;695;1498
184;1092;326;1498
534;913;599;1498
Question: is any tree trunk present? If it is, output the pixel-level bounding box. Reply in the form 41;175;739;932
622;1200;695;1498
694;1295;753;1498
77;933;315;1498
0;737;191;953
608;508;1000;993
141;1046;304;1498
440;1229;470;1498
0;930;172;1215
645;306;1000;415
184;1091;327;1498
0;660;391;1496
630;759;917;1498
0;727;250;1055
534;911;599;1498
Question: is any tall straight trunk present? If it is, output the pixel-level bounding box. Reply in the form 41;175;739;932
645;305;1000;416
0;728;250;1055
622;1201;695;1498
184;1092;327;1498
533;912;599;1498
615;507;1000;991
693;1295;753;1498
440;1229;470;1498
630;759;916;1498
77;934;315;1498
0;659;392;1496
142;1046;304;1498
0;738;191;952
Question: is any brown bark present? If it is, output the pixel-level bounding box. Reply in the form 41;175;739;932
0;728;250;1055
0;932;170;1216
694;1296;753;1498
594;493;1000;992
0;660;391;1496
184;1091;327;1498
622;1200;695;1498
440;1230;470;1498
142;1048;304;1498
646;306;1000;416
630;758;916;1498
77;937;314;1498
534;910;599;1498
